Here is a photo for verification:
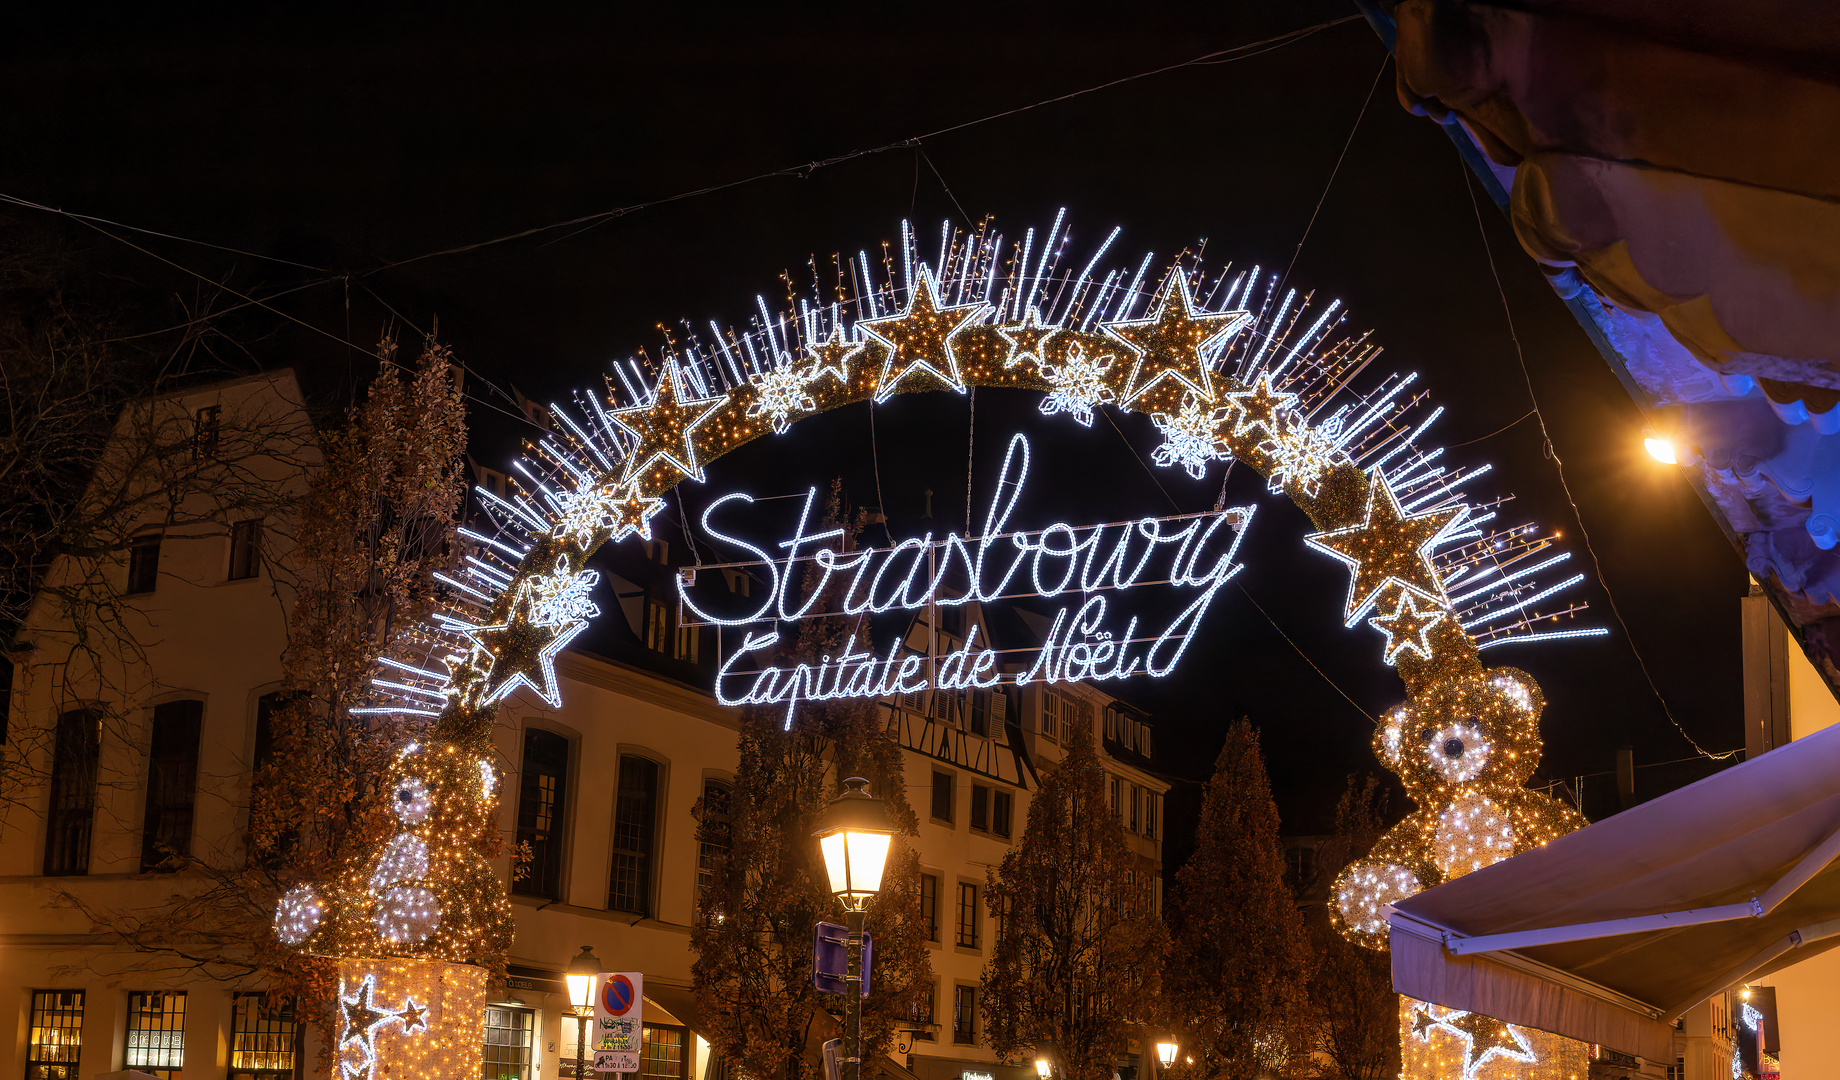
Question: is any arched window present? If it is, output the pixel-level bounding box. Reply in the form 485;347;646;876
142;699;203;871
514;729;571;900
44;709;101;876
608;754;661;916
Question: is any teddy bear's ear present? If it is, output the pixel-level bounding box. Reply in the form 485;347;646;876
1377;705;1412;765
1485;668;1544;715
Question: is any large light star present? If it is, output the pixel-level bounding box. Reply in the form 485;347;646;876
1103;273;1249;407
1413;1007;1536;1077
1305;469;1461;625
608;361;726;484
462;560;600;709
860;265;988;402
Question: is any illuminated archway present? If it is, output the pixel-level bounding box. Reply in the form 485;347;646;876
282;217;1604;1079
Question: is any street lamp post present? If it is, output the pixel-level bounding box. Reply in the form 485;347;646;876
814;777;895;1080
1155;1041;1177;1077
565;945;604;1080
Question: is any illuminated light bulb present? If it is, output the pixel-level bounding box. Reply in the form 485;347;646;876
1643;436;1678;464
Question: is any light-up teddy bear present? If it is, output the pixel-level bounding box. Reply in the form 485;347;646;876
1330;665;1587;948
273;711;513;966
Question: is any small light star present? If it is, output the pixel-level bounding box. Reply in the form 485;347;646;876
607;484;663;541
1224;372;1298;441
861;265;988;402
997;305;1059;369
802;325;864;387
1367;589;1448;665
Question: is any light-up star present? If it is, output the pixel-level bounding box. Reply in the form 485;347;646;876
395;1001;428;1034
1038;342;1116;427
1103;273;1249;407
860;265;988;402
803;325;863;387
340;978;392;1051
608;361;726;483
1367;589;1448;665
1224;372;1298;441
998;305;1058;369
1416;1009;1536;1077
464;559;601;709
607;483;663;542
746;362;816;434
1305;469;1461;625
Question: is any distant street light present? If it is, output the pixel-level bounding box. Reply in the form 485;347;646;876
565;945;603;1080
1156;1042;1178;1068
1035;1057;1052;1079
1644;434;1679;465
814;778;894;1080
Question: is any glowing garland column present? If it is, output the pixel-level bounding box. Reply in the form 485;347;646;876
336;959;489;1080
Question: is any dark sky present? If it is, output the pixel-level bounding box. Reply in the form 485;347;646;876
1;3;1748;834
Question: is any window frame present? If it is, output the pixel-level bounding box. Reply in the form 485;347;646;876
44;708;100;876
955;880;980;950
127;530;162;594
969;784;989;832
229;519;263;581
1144;790;1158;842
27;989;84;1080
482;1004;537;1080
992;789;1012;839
124;990;187;1078
229;992;299;1080
919;871;940;943
141;699;203;871
608;752;664;917
951;984;977;1045
930;769;954;825
513;728;572;900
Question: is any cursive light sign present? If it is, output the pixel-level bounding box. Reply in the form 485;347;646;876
678;434;1254;725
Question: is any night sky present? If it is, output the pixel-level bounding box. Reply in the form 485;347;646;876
2;4;1748;838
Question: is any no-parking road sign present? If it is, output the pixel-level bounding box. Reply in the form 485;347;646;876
594;971;644;1073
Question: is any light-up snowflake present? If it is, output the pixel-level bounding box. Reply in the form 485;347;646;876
526;560;601;628
1263;411;1349;497
552;482;616;545
1150;395;1231;479
746;361;817;434
1037;343;1115;427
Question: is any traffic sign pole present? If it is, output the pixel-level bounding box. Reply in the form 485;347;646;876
844;908;865;1080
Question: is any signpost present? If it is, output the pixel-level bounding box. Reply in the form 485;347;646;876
593;972;644;1073
812;921;872;998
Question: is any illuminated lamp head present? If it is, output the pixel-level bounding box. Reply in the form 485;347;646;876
1374;666;1545;798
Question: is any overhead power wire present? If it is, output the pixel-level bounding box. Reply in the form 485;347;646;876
1455;158;1738;763
1279;51;1389;296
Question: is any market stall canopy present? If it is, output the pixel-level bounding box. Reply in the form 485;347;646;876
1386;720;1840;1062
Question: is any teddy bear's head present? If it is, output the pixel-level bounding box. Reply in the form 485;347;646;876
386;738;498;841
1373;666;1545;801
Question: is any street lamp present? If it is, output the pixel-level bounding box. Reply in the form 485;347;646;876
565;945;603;1080
1156;1042;1177;1073
1035;1058;1052;1079
814;778;894;1080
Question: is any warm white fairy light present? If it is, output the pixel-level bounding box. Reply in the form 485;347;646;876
1426;721;1493;784
375;885;443;944
1334;862;1421;938
1435;790;1514;876
275;885;325;946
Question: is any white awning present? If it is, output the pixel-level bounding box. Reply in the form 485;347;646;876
1386;720;1840;1061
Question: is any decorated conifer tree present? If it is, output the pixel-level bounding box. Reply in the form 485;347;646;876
1161;719;1313;1080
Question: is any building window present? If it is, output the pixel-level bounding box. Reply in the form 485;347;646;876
910;983;935;1040
930;770;953;823
193;404;221;458
952;985;976;1044
142;699;203;871
920;873;939;942
125;990;186;1078
128;531;162;594
1144;792;1157;841
27;990;84;1080
1140;726;1153;759
483;1005;535;1080
1127;785;1140;833
968;690;989;737
970;785;989;832
229;519;263;580
640;1024;689;1080
229;993;297;1080
609;754;660;915
514;729;570;900
1040;690;1060;741
956;882;979;949
645;599;670;653
44;708;100;876
992;791;1012;839
696;778;732;912
1105;707;1117;741
674;619;699;663
1061;696;1077;743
